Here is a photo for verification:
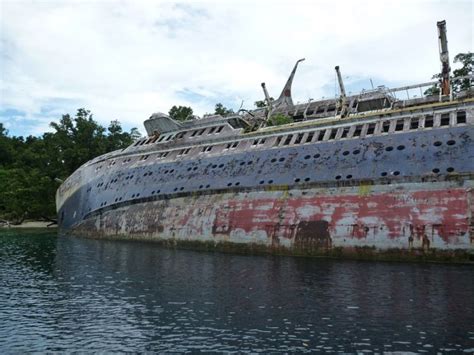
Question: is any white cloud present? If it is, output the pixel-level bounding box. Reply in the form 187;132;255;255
0;0;472;136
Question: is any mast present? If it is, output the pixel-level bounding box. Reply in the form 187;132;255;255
335;65;349;118
437;20;451;97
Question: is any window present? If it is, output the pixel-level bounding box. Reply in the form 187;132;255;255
190;130;198;137
176;132;185;139
208;127;216;134
294;133;304;144
305;132;314;143
456;111;466;124
327;104;336;112
329;129;337;140
381;121;390;133
395;120;404;131
340;127;350;139
424;115;434;128
366;123;376;136
202;146;213;153
252;139;259;146
317;130;326;141
158;135;166;142
353;125;362;137
197;129;206;136
216;126;224;133
410;118;419;130
274;136;283;146
440;113;450;126
283;135;293;145
166;135;173;141
225;141;239;150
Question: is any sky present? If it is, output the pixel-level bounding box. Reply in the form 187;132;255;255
0;0;473;137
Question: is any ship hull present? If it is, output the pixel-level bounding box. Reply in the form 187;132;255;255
64;178;474;260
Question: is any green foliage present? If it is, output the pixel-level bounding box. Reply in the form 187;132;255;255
424;52;473;96
168;105;193;121
452;52;473;92
0;109;140;221
214;103;234;116
267;113;293;126
254;97;274;108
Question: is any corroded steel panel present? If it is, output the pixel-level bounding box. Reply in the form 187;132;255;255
71;183;473;253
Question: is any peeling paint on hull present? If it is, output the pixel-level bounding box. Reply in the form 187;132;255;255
66;181;474;261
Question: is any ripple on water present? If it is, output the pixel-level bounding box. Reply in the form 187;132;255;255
0;231;473;352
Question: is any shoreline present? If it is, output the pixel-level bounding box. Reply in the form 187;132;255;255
0;221;57;229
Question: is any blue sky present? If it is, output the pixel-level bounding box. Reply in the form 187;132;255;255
0;0;472;137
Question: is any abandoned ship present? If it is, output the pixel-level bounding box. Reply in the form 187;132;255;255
57;21;474;260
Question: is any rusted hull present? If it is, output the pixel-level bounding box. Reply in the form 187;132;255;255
68;180;474;259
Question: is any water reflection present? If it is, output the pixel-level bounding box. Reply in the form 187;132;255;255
0;231;473;352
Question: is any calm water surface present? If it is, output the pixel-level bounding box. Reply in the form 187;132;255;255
0;230;473;353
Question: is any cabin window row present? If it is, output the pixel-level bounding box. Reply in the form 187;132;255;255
132;125;226;147
273;110;467;147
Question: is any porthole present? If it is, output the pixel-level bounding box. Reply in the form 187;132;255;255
193;167;198;171
151;190;155;195
131;194;135;198
227;183;232;187
173;188;177;192
187;167;192;171
212;164;217;169
268;180;274;184
164;170;169;174
199;185;203;189
259;180;264;184
313;153;320;158
271;158;277;163
218;164;224;168
169;170;174;173
247;161;253;165
235;182;240;186
304;155;311;160
179;187;184;191
353;149;360;155
381;172;387;177
240;162;245;166
346;175;352;179
136;193;140;197
157;190;160;194
335;175;342;180
206;184;210;188
393;171;400;176
397;145;405;150
434;141;442;147
342;151;350;156
278;157;285;162
432;168;440;173
446;140;456;146
294;178;301;182
304;177;310;182
446;167;454;172
385;146;393;152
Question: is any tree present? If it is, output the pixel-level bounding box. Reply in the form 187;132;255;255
214;103;234;116
254;97;274;108
267;113;293;126
0;108;140;221
169;105;193;121
452;52;473;93
424;52;473;96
